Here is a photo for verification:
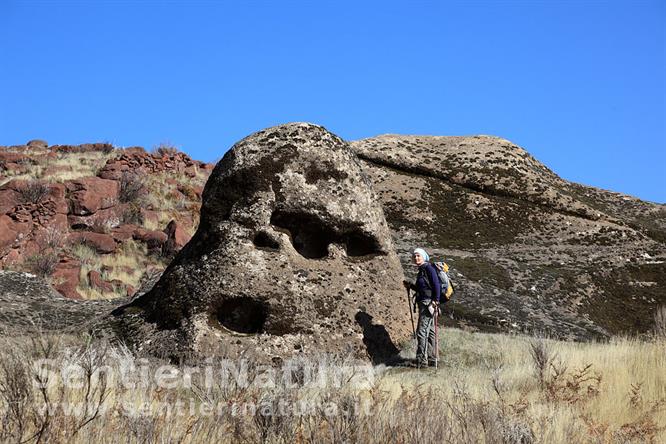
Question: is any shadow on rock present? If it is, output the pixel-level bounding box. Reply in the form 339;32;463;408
355;311;401;365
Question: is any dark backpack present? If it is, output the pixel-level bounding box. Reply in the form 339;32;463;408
420;262;454;302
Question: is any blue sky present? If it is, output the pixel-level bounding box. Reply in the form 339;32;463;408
1;0;665;203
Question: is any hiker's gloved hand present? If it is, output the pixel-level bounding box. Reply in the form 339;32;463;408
402;280;411;290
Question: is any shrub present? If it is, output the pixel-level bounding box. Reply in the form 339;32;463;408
37;226;65;250
153;143;179;157
18;181;50;204
121;202;144;225
26;251;59;277
119;172;145;203
654;305;666;338
177;183;198;201
91;217;113;234
529;338;555;388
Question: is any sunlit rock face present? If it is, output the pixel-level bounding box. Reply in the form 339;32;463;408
110;123;411;363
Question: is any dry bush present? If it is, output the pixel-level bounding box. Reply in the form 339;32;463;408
0;343;32;442
36;226;66;250
18;181;51;204
118;172;145;203
529;338;556;389
153;143;179;157
90;216;115;234
121;202;144;225
25;251;59;277
654;305;666;338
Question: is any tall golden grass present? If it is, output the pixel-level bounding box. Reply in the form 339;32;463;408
0;327;663;443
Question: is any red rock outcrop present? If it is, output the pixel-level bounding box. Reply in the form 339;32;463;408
1;141;210;299
162;219;188;256
97;150;212;180
67;232;117;254
66;178;120;215
52;256;82;299
0;181;68;253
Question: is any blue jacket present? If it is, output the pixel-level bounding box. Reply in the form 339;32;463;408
414;262;441;303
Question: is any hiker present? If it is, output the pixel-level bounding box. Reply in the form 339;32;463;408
403;247;440;367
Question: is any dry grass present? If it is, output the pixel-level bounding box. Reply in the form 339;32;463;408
654;305;666;338
1;151;118;186
385;328;666;443
0;328;663;443
139;172;204;236
71;240;167;300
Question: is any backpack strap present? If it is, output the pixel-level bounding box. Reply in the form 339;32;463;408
417;265;433;298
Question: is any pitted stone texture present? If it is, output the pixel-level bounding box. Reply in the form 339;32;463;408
110;123;410;363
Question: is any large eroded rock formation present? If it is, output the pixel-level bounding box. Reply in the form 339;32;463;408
109;123;411;363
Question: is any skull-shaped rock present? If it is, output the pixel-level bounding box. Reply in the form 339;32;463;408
110;123;411;363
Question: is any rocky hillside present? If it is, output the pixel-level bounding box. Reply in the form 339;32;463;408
351;135;666;339
0;140;213;299
1;130;664;343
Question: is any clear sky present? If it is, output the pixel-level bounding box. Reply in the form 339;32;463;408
1;0;665;203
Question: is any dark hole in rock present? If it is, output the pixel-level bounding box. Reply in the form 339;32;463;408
270;210;384;259
344;232;383;257
71;223;88;230
216;297;267;334
270;210;335;259
253;231;280;250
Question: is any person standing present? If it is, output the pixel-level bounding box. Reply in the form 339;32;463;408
403;247;441;367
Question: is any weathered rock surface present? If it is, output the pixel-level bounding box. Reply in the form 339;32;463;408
67;232;117;254
108;123;411;363
66;177;119;216
97;151;206;180
162;219;188;256
350;135;666;339
52;257;83;299
0;180;69;256
0;270;119;332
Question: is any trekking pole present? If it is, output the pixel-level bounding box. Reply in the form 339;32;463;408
406;288;416;339
434;303;439;369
